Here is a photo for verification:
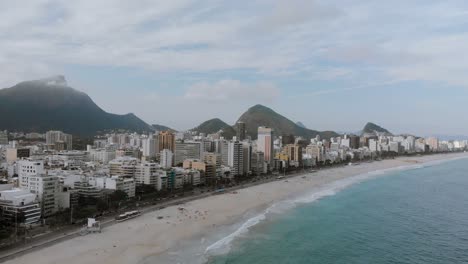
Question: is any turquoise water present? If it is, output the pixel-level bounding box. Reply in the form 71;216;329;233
208;158;468;264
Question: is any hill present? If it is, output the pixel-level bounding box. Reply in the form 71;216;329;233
191;118;236;138
296;121;307;129
0;76;152;136
152;124;176;132
361;122;392;136
236;105;338;140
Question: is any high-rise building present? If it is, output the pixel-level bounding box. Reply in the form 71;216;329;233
0;130;8;145
46;131;73;150
6;148;30;164
306;144;324;162
191;161;216;184
220;140;230;166
175;141;201;165
203;152;221;170
160;149;173;169
158;131;175;152
18;160;45;188
228;141;244;177
257;126;274;165
349;135;360;149
142;135;159;158
21;171;59;217
285;144;303;167
369;139;380;152
236;122;246;141
242;142;252;174
135;163;159;187
200;139;214;154
251;151;265;175
426;137;439;152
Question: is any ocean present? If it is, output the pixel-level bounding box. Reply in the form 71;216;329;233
206;158;468;264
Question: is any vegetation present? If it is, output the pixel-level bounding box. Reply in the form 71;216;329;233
192;105;340;140
191;118;236;139
152;124;176;132
235;104;339;140
0;76;152;136
362;122;392;135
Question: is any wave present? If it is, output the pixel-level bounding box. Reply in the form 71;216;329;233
204;154;468;257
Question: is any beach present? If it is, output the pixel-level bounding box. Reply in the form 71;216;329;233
3;152;468;264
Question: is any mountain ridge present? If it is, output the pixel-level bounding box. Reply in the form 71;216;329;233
152;124;176;132
0;76;152;136
236;105;339;140
191;118;236;138
361;122;392;136
192;104;339;140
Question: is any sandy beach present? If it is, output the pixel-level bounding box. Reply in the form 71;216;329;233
3;152;468;264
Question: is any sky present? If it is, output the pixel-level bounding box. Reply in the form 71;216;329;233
1;0;468;136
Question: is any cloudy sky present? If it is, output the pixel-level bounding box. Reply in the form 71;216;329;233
1;0;468;136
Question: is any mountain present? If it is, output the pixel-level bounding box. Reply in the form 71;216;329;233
361;122;392;136
152;124;176;132
236;105;339;140
0;76;152;136
191;118;236;138
296;121;307;129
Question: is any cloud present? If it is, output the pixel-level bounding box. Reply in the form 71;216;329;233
184;79;280;103
2;0;468;133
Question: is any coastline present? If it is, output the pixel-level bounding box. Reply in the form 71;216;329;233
3;152;468;264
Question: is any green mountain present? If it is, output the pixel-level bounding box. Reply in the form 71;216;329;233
193;105;339;140
296;121;307;129
0;76;152;136
152;124;176;132
362;122;392;136
191;118;236;138
236;105;339;140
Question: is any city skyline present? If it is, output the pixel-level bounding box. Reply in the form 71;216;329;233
2;1;468;135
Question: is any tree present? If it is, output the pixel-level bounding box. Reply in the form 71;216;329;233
0;208;13;241
96;199;109;213
108;190;128;211
109;190;128;202
136;185;156;195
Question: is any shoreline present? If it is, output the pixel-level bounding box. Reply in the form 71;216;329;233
2;152;468;264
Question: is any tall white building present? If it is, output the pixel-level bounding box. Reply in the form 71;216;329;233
257;127;274;166
18;163;60;217
135;163;162;189
341;135;351;148
161;149;173;169
369;139;380;152
426;137;439;152
142;136;158;158
18;160;45;189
